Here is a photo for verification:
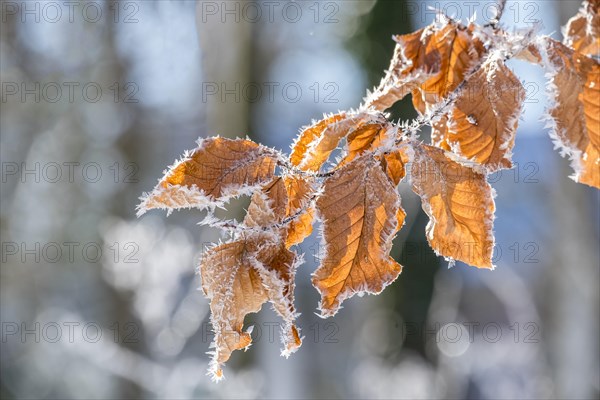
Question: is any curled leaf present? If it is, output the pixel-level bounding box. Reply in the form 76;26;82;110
201;236;302;381
284;176;316;247
201;240;269;381
297;113;374;172
380;148;409;186
244;178;288;228
563;0;600;57
291;113;346;167
341;122;396;166
138;138;277;216
365;26;441;110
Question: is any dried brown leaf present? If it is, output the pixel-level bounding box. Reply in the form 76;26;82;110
339;121;396;167
365;26;441;110
313;155;404;316
564;0;600;57
409;144;496;269
291;113;346;167
138;138;277;216
201;240;269;380
298;113;373;172
413;22;485;106
440;58;525;172
284;176;315;247
544;39;600;188
201;236;301;381
243;175;316;246
380;148;409;186
244;178;288;228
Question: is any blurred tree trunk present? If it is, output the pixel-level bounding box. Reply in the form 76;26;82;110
544;169;599;399
195;4;253;138
541;4;599;398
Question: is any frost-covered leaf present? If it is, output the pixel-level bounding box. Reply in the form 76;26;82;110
409;144;496;269
367;20;485;112
341;122;396;165
201;236;302;381
283;176;315;247
381;148;409;186
291;113;346;167
297;112;374;172
365;26;441;110
244;178;288;228
563;0;599;57
543;39;600;188
201;240;268;381
243;176;316;247
412;22;485;107
437;58;526;172
514;43;542;64
138;138;277;216
313;155;404;317
253;241;303;357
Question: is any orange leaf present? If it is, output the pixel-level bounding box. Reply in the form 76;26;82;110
313;155;404;316
201;240;269;381
380;148;409;186
365;27;440;110
244;177;288;228
440;58;525;172
138;138;277;216
409;144;496;269
284;176;315;247
414;22;485;106
367;20;485;112
564;0;600;57
544;39;600;188
290;113;346;167
201;236;302;381
341;122;395;166
298;112;374;172
243;174;316;247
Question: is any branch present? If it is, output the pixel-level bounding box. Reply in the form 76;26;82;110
210;19;538;237
490;0;508;28
396;23;537;143
201;195;317;235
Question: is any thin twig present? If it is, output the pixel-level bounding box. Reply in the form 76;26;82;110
489;0;508;28
211;20;537;236
203;195;317;235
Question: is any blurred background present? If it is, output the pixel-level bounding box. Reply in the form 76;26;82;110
1;0;598;399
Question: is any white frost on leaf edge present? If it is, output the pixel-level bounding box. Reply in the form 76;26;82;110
537;36;590;184
408;144;497;270
136;137;280;218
